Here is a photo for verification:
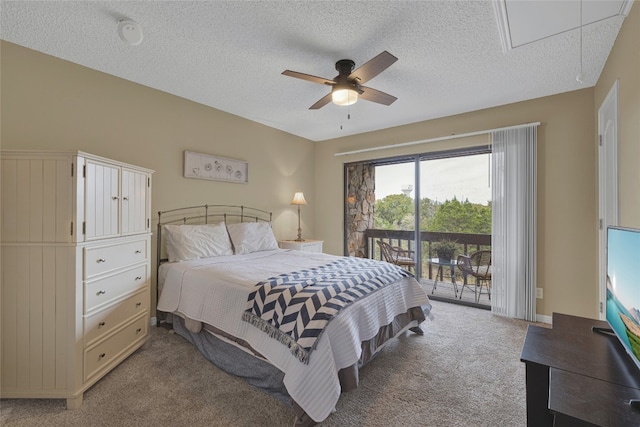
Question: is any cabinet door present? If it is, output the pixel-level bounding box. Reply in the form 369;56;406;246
1;157;74;243
85;160;120;240
121;168;148;235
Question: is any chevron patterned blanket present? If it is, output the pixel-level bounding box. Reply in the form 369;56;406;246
241;257;411;364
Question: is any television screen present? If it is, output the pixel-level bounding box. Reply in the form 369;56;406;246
606;226;640;370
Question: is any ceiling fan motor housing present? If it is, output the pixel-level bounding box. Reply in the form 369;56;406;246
334;59;360;92
335;59;355;75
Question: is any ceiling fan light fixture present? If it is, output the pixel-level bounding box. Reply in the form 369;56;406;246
332;88;358;106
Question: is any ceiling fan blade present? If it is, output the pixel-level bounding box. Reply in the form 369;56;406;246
349;51;398;84
309;93;333;110
359;86;397;106
282;70;335;86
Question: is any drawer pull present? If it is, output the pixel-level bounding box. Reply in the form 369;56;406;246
123;196;129;201
135;276;142;281
97;258;106;263
136;328;142;334
98;353;106;360
98;321;106;327
112;196;119;200
97;290;106;295
135;302;142;307
135;250;142;254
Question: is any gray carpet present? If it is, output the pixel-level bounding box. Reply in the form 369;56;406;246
0;300;530;426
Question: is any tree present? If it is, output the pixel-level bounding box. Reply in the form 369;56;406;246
374;194;414;230
374;194;491;234
419;197;437;230
428;197;491;234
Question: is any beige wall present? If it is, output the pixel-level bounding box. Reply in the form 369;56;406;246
0;41;316;316
316;90;597;319
0;41;316;240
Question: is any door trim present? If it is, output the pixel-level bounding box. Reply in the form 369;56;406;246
598;80;619;320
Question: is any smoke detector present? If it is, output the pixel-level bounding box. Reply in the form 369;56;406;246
118;19;143;46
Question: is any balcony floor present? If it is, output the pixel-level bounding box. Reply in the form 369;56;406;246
419;278;491;308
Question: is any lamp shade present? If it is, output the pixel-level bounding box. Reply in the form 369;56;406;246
332;88;358;106
290;192;307;205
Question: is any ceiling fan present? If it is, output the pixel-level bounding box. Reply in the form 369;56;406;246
282;51;398;110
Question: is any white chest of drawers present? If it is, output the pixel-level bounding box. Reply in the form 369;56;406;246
1;150;153;409
279;239;323;253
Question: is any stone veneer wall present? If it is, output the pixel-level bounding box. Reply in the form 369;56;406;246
346;163;375;257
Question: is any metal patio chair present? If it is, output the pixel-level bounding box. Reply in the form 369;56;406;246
377;240;415;272
457;250;492;303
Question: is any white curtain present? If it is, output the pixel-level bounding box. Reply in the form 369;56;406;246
491;125;537;321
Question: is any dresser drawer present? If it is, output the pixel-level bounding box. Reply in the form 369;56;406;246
84;239;148;279
85;265;147;313
84;315;148;381
84;288;149;346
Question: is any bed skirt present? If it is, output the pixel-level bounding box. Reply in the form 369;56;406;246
168;306;425;426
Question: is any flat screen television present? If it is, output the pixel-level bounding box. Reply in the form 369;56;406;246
606;226;640;371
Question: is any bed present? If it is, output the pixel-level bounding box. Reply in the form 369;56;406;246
155;205;432;425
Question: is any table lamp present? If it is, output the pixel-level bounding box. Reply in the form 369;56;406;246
290;192;307;241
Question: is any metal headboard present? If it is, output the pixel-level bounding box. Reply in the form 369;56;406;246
155;205;272;324
156;204;273;271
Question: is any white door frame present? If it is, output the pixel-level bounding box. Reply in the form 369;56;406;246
597;80;619;320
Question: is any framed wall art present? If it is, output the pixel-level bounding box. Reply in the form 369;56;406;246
184;151;248;184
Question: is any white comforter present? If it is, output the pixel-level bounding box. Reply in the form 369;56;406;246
157;249;431;422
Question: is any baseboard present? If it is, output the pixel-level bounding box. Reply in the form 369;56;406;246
536;313;552;324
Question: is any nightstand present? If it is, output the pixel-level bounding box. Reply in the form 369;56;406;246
279;239;323;253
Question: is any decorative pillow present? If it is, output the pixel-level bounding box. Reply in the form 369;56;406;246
226;222;279;255
164;222;233;262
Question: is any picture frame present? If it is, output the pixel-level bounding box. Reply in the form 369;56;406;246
184;151;248;184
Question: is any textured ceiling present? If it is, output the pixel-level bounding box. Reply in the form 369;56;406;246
0;1;632;142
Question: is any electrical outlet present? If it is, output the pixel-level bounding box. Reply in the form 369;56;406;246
536;288;543;299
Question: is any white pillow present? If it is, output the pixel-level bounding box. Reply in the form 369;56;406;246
226;222;278;255
164;222;233;262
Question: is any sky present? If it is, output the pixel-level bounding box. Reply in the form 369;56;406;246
375;153;491;205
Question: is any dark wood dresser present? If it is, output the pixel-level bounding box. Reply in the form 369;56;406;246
520;313;640;426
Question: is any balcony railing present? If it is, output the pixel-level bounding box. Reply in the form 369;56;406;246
364;228;491;283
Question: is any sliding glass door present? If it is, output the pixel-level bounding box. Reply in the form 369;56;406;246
370;160;417;269
346;145;491;307
419;150;492;306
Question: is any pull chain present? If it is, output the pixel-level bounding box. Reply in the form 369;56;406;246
339;109;352;131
